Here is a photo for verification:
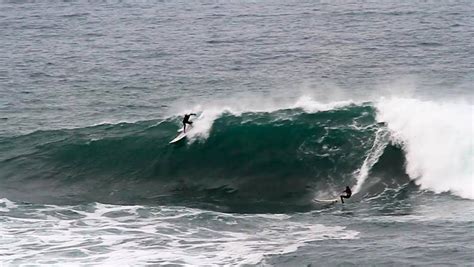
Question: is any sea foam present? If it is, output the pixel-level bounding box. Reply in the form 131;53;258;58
376;97;474;199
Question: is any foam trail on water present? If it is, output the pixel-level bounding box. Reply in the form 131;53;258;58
0;198;17;212
0;200;359;265
353;128;390;194
376;97;474;199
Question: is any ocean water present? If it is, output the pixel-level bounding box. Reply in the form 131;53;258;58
1;0;473;265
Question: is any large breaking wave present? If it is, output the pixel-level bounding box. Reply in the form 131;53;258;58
0;97;471;212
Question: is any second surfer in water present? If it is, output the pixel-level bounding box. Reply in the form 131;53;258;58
182;113;197;133
340;186;352;203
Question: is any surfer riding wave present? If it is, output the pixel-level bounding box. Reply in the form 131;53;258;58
340;186;352;203
182;113;197;133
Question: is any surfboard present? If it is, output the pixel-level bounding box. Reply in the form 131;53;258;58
177;125;193;132
313;198;338;204
170;125;192;144
170;132;186;144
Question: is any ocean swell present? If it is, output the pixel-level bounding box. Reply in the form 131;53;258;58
1;98;470;212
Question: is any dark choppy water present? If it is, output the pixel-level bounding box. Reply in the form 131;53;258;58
1;0;473;265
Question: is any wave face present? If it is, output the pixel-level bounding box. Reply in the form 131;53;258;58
0;98;471;212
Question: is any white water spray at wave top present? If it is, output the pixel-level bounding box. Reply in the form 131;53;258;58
180;96;355;141
376;97;474;199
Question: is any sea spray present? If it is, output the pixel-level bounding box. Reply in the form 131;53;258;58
353;128;390;194
376;97;474;199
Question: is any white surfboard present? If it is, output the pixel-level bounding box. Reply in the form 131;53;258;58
313;198;338;204
170;125;192;144
177;125;194;133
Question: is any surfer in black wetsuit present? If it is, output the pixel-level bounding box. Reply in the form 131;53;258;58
340;186;352;204
182;113;197;133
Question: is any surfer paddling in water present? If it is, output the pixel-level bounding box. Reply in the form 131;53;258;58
340;186;352;203
182;113;197;133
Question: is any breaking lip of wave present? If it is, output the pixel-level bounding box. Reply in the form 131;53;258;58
0;199;358;265
376;97;474;200
181;96;356;141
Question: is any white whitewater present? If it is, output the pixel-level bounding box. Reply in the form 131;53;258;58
376;97;474;199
